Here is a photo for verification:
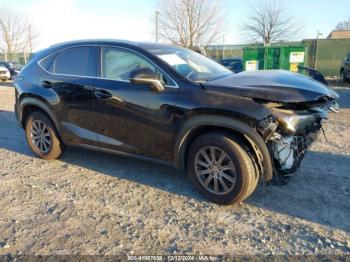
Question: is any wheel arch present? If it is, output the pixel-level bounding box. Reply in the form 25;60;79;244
174;115;273;182
19;97;59;132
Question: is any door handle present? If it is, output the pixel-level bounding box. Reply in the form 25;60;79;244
93;89;112;100
41;80;53;88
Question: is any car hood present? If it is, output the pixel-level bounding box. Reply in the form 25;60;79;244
202;70;339;103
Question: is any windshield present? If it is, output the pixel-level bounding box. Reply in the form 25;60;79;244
145;45;232;82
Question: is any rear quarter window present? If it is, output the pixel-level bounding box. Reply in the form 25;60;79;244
39;53;58;73
39;46;97;77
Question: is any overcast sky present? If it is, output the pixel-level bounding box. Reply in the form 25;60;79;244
1;0;349;51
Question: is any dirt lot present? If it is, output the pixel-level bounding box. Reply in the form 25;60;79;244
0;82;350;256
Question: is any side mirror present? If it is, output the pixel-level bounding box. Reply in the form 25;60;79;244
129;68;165;92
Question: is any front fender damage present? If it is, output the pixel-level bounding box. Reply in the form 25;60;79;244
174;115;274;182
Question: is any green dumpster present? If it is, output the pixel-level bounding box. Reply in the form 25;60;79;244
242;45;307;72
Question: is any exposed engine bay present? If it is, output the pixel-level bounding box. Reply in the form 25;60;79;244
257;98;339;182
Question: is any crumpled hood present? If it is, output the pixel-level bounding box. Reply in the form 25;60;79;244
202;70;339;103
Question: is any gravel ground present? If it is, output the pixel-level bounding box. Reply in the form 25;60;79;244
0;83;350;256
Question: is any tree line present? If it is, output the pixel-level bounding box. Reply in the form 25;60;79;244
155;0;350;47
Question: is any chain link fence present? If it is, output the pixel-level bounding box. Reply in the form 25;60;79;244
0;53;33;65
206;39;350;78
205;45;244;62
304;39;350;77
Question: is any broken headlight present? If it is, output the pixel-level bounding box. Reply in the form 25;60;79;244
271;109;324;135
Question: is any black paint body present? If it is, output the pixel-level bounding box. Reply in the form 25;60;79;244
14;40;338;180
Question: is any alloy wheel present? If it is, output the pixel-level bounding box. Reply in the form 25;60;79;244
30;120;52;154
194;146;237;195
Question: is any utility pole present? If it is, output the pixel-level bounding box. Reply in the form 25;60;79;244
315;30;323;70
222;36;225;60
156;11;160;43
25;25;33;64
28;25;33;54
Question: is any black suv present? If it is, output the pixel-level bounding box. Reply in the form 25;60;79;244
14;40;339;204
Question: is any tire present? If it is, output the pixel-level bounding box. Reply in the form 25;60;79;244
340;70;345;83
246;150;260;197
340;70;349;83
187;132;258;205
25;111;65;160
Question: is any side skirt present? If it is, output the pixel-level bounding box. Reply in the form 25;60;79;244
72;143;175;169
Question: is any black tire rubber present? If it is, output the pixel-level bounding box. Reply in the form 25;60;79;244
340;70;345;83
187;132;258;205
340;70;348;83
246;150;260;197
25;111;65;160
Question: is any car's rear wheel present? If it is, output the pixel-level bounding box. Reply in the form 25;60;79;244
25;111;65;160
187;132;258;205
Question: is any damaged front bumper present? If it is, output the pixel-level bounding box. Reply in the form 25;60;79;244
269;131;319;174
258;100;338;176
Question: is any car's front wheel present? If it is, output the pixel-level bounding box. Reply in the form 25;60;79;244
187;132;258;205
25;111;65;160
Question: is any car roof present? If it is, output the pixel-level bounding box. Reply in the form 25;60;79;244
29;39;183;67
49;39;175;50
30;39;179;63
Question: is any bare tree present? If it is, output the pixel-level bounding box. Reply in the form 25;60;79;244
0;7;39;60
335;18;350;30
154;0;227;48
242;0;298;45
